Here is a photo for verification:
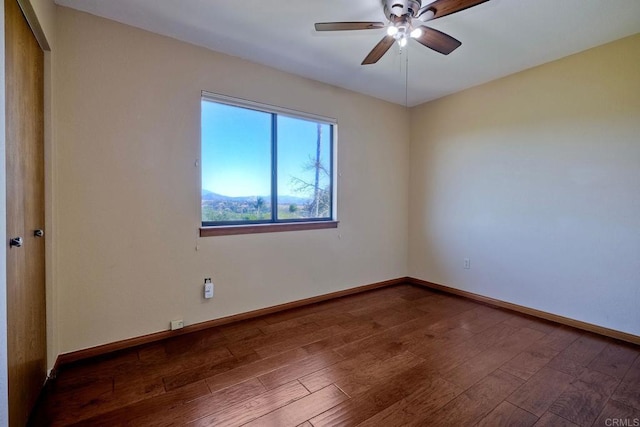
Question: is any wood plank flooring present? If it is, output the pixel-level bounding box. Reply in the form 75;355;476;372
29;284;640;426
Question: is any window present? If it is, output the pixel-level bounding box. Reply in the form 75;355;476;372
200;92;337;235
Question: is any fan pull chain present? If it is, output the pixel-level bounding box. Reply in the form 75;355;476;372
405;46;409;107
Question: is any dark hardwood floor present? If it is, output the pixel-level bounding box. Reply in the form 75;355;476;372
30;284;640;426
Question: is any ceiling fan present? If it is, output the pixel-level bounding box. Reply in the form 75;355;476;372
315;0;489;65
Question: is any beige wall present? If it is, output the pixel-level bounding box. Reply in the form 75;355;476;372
409;34;640;335
53;7;409;355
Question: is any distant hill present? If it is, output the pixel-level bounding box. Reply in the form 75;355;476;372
201;190;254;203
277;195;311;205
202;189;309;205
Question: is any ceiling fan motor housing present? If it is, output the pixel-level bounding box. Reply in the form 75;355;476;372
383;0;422;18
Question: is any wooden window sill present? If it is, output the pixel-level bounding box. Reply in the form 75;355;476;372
200;221;338;237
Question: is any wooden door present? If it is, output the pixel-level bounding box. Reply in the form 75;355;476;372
5;0;46;425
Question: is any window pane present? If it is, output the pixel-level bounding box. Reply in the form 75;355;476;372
277;116;332;219
201;100;272;222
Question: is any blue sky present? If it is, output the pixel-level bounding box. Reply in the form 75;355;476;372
201;100;331;199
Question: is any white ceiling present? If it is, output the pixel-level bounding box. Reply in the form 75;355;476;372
54;0;640;106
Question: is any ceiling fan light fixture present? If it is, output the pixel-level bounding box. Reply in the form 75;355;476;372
387;25;399;36
410;27;422;38
399;36;408;47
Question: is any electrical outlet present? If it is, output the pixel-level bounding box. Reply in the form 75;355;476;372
170;319;184;330
204;278;214;299
464;258;471;269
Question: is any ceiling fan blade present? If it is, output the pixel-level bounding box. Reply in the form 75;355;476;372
362;35;395;65
423;0;489;20
315;22;385;31
413;26;461;55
